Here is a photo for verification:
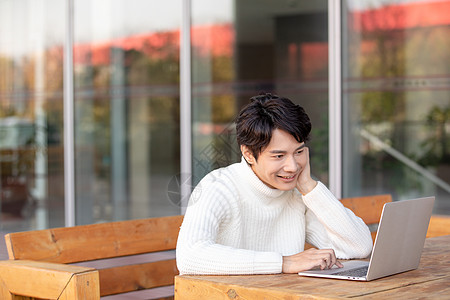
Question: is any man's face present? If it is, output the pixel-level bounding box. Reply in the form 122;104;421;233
242;128;307;191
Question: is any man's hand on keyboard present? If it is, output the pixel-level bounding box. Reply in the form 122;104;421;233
282;248;344;273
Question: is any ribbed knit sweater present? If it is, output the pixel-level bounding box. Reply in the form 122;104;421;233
176;158;373;275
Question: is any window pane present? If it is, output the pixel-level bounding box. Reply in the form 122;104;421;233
0;0;65;232
191;0;329;186
74;0;181;224
342;0;450;214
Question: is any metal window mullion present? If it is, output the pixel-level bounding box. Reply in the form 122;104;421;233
328;0;342;198
64;0;75;227
180;0;192;214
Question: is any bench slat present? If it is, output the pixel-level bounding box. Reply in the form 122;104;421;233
427;215;450;238
99;259;178;296
5;215;184;264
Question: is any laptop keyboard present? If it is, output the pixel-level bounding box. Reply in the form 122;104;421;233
332;266;369;277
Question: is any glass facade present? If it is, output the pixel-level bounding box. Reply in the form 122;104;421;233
72;0;181;225
342;0;450;214
1;0;449;236
0;0;66;232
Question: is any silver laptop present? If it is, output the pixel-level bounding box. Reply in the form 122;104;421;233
298;196;435;281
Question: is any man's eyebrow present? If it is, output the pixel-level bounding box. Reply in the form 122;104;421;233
296;144;306;151
268;144;305;154
268;150;287;154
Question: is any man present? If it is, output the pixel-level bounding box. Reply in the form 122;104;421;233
176;93;372;275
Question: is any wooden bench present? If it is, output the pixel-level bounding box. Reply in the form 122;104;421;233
0;215;183;299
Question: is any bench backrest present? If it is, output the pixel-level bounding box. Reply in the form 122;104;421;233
427;215;450;238
340;195;450;241
5;215;184;297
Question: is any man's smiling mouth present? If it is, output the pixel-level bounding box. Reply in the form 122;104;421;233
278;175;296;179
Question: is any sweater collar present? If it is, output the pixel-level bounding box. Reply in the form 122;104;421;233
239;157;285;199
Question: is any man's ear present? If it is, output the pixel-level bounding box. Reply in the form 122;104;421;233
241;145;255;165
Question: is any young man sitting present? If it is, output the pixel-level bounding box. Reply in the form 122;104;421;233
176;93;373;275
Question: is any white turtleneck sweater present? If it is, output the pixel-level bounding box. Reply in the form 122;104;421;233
176;158;373;275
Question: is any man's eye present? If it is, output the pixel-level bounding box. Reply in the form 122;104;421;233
274;155;284;159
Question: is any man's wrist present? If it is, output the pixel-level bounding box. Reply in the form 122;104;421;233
297;180;318;196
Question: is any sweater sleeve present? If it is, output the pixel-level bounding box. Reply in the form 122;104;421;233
302;182;373;259
176;176;282;275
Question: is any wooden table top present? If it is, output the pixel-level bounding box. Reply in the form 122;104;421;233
175;235;450;299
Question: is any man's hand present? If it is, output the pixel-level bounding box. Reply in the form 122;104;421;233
282;248;344;273
296;147;317;195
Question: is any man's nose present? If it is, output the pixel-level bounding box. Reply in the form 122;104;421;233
284;155;298;172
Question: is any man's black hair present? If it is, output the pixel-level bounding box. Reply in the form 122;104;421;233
235;93;311;160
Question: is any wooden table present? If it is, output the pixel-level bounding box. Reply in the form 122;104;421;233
175;235;450;299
